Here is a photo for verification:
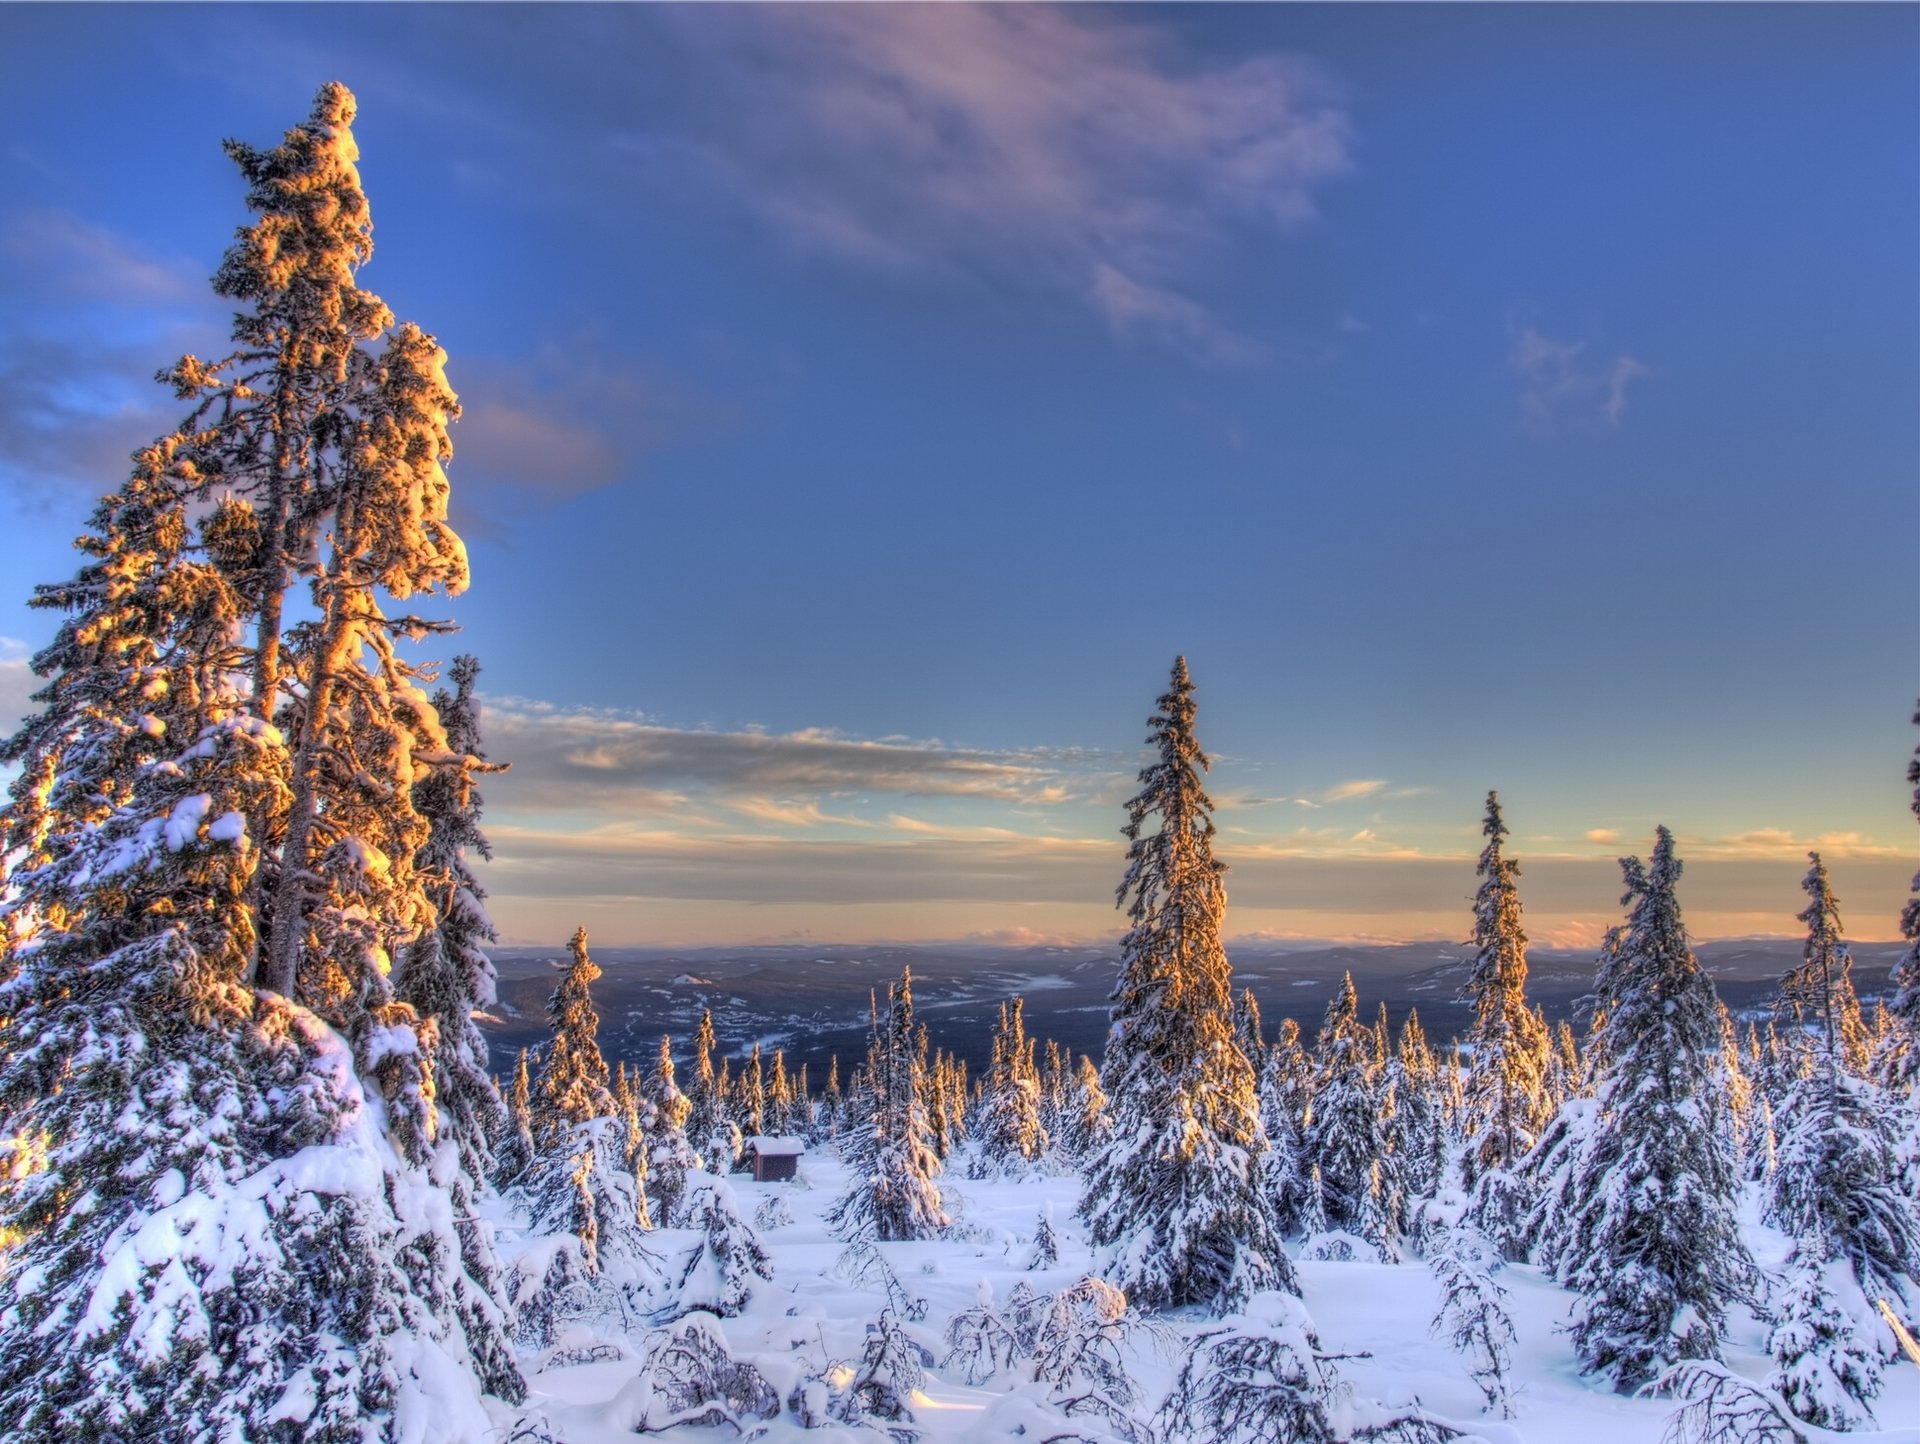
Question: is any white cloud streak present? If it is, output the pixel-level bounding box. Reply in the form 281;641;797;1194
1512;326;1647;430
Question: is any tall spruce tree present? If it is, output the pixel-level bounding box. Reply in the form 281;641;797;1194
0;84;520;1440
830;968;947;1241
1302;975;1388;1238
1766;855;1920;1323
1459;793;1551;1185
1875;702;1920;1098
1559;828;1749;1391
1078;657;1294;1312
534;927;616;1144
396;654;508;1187
971;996;1049;1176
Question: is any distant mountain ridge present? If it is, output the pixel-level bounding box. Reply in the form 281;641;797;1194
478;938;1907;1083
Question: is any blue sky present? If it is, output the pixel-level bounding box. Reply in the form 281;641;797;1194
1;4;1915;947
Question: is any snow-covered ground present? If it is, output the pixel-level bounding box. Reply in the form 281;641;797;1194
490;1151;1920;1442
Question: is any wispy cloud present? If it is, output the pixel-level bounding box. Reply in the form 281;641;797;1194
0;209;200;306
479;696;1108;819
450;341;729;534
1512;326;1647;430
1321;778;1389;804
645;5;1351;362
1688;827;1905;861
1585;827;1620;845
0;212;225;510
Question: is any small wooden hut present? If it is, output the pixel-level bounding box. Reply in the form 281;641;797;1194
743;1135;804;1183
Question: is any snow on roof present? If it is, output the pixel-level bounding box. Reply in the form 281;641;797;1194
744;1135;805;1157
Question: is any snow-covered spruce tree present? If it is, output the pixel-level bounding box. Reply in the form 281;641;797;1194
1258;1016;1314;1236
0;84;522;1439
395;653;508;1189
1559;828;1750;1392
1874;701;1920;1098
1766;1245;1881;1431
1303;974;1388;1238
495;1046;536;1187
1234;986;1266;1062
512;927;660;1330
1766;853;1920;1322
765;1047;794;1137
1060;1050;1112;1164
644;1035;699;1225
1079;657;1294;1313
684;1009;740;1172
737;1042;766;1142
971;996;1049;1177
829;968;948;1241
1458;793;1551;1188
1383;1009;1446;1207
533;927;616;1144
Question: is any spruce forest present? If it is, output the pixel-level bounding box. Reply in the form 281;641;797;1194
4;82;1920;1444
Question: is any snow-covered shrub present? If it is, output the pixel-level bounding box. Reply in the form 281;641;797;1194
943;1280;1021;1385
1157;1291;1336;1444
1010;1275;1157;1443
835;1233;929;1323
1029;1204;1062;1270
1428;1232;1517;1415
754;1193;797;1230
509;1236;596;1350
1301;1229;1374;1263
675;1175;773;1319
1655;1360;1807;1444
610;1312;780;1434
830;1309;925;1429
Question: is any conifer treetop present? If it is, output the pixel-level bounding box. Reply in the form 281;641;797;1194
536;926;615;1140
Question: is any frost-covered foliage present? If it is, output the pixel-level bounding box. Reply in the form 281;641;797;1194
1458;793;1552;1186
1765;1248;1881;1431
0;83;519;1440
944;1275;1162;1441
674;1175;773;1319
609;1312;780;1434
1081;658;1293;1314
1157;1291;1336;1444
1427;1229;1517;1416
1558;830;1750;1391
830;967;948;1242
753;1193;796;1231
